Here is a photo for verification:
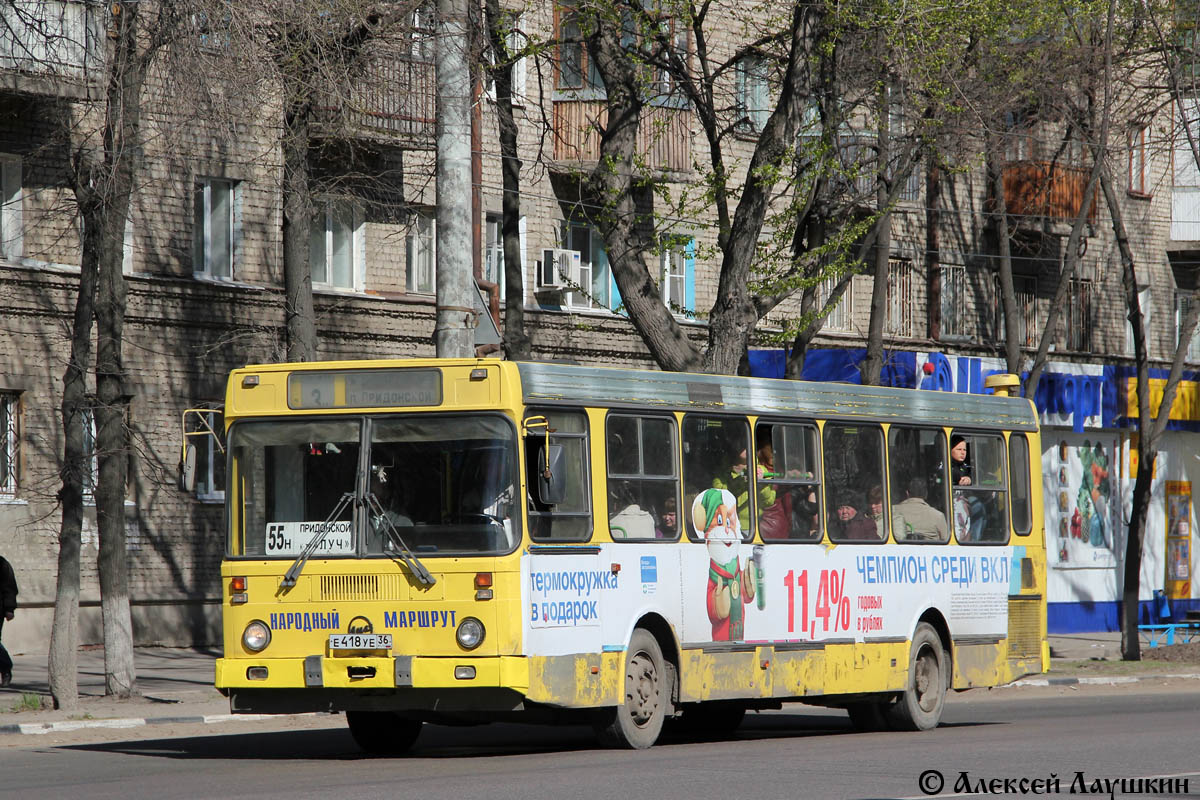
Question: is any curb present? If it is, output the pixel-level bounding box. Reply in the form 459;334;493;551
1013;672;1200;687
0;712;317;736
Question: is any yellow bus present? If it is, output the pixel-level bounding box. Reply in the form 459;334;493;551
209;358;1046;752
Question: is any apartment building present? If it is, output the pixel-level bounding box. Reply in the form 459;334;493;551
0;1;1198;650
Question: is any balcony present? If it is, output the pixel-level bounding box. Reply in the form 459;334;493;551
314;47;436;147
552;100;691;173
1002;161;1097;227
0;1;103;99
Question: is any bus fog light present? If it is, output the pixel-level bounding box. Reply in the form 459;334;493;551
456;617;485;650
242;620;272;652
246;666;269;680
454;666;476;680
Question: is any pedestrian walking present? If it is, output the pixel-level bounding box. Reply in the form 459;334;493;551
0;554;17;687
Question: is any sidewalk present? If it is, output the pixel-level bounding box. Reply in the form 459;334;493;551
0;633;1197;735
0;645;265;736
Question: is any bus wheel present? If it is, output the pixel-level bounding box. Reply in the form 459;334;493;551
680;701;746;738
889;622;947;731
846;701;890;732
346;711;423;756
594;629;667;749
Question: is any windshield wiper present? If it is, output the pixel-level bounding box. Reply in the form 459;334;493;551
366;492;436;586
280;492;354;590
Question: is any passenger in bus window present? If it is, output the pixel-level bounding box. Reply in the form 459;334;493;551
759;485;818;539
950;435;972;485
892;478;948;541
831;491;878;540
866;485;885;539
609;480;656;539
713;444;775;533
655;497;678;538
949;435;986;541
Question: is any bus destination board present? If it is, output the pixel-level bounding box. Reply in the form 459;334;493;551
288;369;442;410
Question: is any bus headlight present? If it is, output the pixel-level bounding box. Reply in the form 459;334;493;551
242;620;272;652
456;617;485;650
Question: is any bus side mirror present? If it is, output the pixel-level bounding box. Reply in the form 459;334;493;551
538;444;566;506
179;444;197;493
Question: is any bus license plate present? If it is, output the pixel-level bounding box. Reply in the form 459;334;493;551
329;633;393;651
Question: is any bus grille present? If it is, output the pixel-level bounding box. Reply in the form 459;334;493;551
1007;596;1042;659
318;574;405;601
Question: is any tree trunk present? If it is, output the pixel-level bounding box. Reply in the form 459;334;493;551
861;78;892;387
484;0;531;361
89;0;146;696
925;161;941;341
48;200;102;710
988;138;1020;374
282;99;317;362
703;4;817;376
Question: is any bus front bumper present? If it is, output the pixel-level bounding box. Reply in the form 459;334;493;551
216;654;529;692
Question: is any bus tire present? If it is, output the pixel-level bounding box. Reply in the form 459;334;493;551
680;701;746;738
346;711;423;755
889;622;947;731
594;628;667;749
846;701;890;732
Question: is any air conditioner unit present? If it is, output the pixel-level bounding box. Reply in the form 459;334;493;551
538;248;581;289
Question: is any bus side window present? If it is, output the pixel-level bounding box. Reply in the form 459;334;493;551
756;422;821;542
823;423;886;543
888;426;949;543
527;410;592;542
682;414;753;541
1010;433;1032;535
607;414;678;541
948;431;1009;544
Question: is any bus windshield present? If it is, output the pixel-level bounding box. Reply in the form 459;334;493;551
229;414;518;557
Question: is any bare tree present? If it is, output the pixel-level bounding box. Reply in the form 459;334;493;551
221;1;420;362
32;0;206;703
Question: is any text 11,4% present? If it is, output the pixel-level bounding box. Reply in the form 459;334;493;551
783;568;851;638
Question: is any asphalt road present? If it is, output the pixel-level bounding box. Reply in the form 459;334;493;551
1;681;1198;800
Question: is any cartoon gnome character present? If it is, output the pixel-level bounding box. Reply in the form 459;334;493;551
692;488;759;641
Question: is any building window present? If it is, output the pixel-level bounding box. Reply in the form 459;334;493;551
660;240;694;316
81;405;97;503
885;258;916;337
819;273;854;333
0;392;19;498
409;5;435;62
996;274;1038;348
485;13;527;104
406;211;436;293
1067;278;1097;352
735;54;769;133
484;214;506;301
0;154;22;261
191;409;225;500
940;264;969;339
563;220;614;311
1129;126;1150;196
310;200;359;290
193;178;236;279
651;16;688;102
80;213;134;274
557;13;601;91
1177;291;1200;362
